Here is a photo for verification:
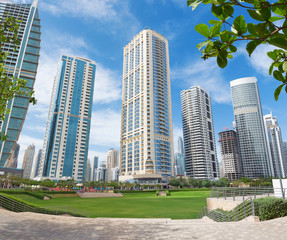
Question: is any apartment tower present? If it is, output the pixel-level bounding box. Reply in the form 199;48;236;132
230;77;270;178
218;129;241;181
106;148;119;182
119;28;174;183
0;0;40;167
181;86;219;179
264;113;287;178
22;144;35;179
39;56;96;182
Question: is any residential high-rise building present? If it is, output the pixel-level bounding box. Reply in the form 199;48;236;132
181;86;219;179
32;148;41;178
6;143;20;168
91;156;99;181
230;77;270;178
86;158;91;182
218;129;241;181
174;136;185;176
106;149;119;182
119;28;174;183
264;113;286;178
283;141;287;171
39;56;96;183
22;144;35;179
0;0;41;167
94;162;107;182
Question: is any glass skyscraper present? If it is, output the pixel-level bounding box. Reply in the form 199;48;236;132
22;143;35;179
39;56;96;183
174;136;185;176
181;86;219;179
0;0;40;167
230;77;270;178
119;28;174;183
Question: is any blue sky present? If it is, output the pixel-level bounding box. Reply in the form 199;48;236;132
16;0;287;167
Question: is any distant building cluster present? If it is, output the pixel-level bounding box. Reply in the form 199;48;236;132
0;1;286;184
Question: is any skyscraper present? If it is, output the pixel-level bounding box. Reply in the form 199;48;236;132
264;113;286;178
181;86;219;179
91;156;99;181
106;148;119;182
6;143;20;168
39;56;96;183
218;129;241;181
119;28;174;183
230;77;270;178
22;144;35;179
0;0;40;167
32;148;41;178
174;136;185;176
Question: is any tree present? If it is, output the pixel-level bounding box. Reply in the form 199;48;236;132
0;16;36;141
187;0;287;100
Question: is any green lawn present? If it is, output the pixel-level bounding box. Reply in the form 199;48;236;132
9;190;210;219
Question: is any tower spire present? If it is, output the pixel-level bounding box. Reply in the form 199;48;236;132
32;0;38;7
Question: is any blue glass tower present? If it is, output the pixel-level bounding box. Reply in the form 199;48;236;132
39;56;96;183
0;0;40;167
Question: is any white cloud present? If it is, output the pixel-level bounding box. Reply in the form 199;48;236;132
172;58;231;103
89;108;121;148
93;64;122;104
88;150;108;165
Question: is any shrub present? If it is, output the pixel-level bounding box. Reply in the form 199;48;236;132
166;190;171;196
254;197;287;221
155;190;159;196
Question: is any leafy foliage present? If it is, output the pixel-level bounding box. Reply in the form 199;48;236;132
187;0;287;100
254;197;287;220
0;16;36;141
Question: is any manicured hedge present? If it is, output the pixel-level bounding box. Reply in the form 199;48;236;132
166;190;171;196
41;191;76;194
254;197;287;221
0;190;51;199
169;188;210;192
118;190;157;193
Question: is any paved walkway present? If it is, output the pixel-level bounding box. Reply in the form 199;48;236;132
1;209;287;240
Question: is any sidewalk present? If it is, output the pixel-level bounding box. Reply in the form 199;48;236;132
1;209;287;240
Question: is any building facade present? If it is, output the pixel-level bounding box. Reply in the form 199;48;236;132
230;77;270;178
264;113;287;178
218;130;241;181
181;86;219;180
6;143;20;168
174;136;185;176
94;162;107;182
0;0;41;167
119;28;174;183
22;144;35;179
91;156;99;181
106;149;119;182
39;56;96;182
32;148;41;178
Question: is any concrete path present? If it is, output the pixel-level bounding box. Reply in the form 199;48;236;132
77;192;123;198
1;209;287;240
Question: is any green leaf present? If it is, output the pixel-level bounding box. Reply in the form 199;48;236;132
254;23;268;37
247;23;258;37
273;70;285;82
210;23;222;37
269;62;275;75
209;20;221;24
217;55;227;68
229;45;237;52
246;40;262;56
233;15;247;35
267;38;287;50
258;7;271;21
272;3;287;17
274;84;285;101
220;30;232;42
196;40;210;50
247;9;264;21
267;51;277;61
283;61;287;73
227;54;233;59
269;16;284;22
283;19;287;36
195;24;210;38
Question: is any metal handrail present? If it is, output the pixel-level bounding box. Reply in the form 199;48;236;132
0;194;89;218
210;187;281;201
198;197;254;222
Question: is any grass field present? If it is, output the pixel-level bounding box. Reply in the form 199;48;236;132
9;190;210;219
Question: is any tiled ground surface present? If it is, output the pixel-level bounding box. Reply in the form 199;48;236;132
1;209;287;240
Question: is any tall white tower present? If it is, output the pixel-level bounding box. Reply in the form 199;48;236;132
264;113;287;178
119;28;174;183
181;86;219;179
